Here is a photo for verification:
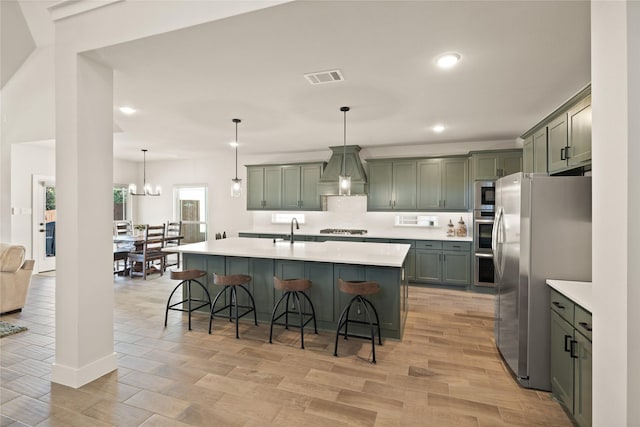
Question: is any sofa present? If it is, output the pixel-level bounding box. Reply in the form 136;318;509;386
0;244;35;314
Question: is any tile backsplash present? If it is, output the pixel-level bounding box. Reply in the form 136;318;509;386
248;195;472;236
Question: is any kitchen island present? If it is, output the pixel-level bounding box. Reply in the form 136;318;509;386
170;237;411;339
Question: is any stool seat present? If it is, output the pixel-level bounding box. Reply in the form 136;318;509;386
170;269;206;281
209;273;257;339
274;277;312;292
164;269;211;331
335;278;382;363
338;278;380;296
269;276;317;349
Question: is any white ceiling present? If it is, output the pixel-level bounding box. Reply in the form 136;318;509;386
20;1;591;161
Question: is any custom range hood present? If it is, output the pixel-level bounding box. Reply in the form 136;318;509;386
317;145;368;195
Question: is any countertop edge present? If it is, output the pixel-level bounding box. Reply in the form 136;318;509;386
546;279;592;313
237;229;473;242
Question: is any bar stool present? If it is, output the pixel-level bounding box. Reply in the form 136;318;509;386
334;278;382;363
269;276;318;349
164;269;211;331
209;273;258;339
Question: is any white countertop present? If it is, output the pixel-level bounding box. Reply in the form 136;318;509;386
546;279;592;312
237;228;473;242
169;237;411;267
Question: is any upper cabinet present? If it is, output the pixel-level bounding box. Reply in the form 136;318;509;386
471;150;522;181
367;156;468;212
246;162;325;211
367;160;417;210
522;85;591;176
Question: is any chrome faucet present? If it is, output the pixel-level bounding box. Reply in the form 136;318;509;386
290;218;299;244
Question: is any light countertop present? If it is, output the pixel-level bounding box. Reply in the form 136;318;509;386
237;228;473;242
169;237;411;267
546;279;592;312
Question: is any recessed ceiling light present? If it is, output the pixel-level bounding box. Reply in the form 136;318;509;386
119;106;136;115
436;53;461;69
433;124;445;133
229;141;239;148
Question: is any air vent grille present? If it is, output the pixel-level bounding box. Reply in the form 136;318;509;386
304;69;344;85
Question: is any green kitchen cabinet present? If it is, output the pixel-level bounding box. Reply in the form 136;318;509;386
535;87;591;175
389;239;415;282
246;165;282;210
367;160;417;210
415;240;471;286
523;127;549;174
247;162;325;211
549;288;592;427
416;157;469;211
471;150;522;180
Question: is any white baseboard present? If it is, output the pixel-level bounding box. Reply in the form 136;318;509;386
51;352;117;388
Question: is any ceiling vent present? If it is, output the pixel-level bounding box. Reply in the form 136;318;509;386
304;69;344;85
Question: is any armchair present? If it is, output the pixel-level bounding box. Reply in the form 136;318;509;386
0;244;35;314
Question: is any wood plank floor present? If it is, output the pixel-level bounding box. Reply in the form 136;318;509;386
0;273;571;426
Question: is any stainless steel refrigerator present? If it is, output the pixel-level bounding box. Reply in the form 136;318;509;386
492;172;591;391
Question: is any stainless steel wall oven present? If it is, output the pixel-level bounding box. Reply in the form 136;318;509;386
474;181;495;286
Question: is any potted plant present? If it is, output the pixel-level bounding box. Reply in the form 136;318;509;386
134;224;146;236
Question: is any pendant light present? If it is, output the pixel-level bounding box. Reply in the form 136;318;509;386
129;149;161;196
230;118;242;198
339;106;351;196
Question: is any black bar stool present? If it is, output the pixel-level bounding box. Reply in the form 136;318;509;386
334;278;382;363
269;276;318;349
209;273;258;339
164;269;211;330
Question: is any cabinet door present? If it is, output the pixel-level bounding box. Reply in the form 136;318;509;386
533;127;548;173
567;95;592;168
442;250;470;285
406;248;416;281
472;153;499;180
523;136;534;174
550;310;574;411
441;158;469;210
415;250;441;283
548;114;568;173
300;164;323;210
263;166;283;209
392;161;417;210
417;159;442;210
500;151;523;177
281;166;301;210
246;167;265;210
367;162;394;210
574;331;592;427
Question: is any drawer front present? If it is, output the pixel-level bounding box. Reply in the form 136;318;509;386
415;240;442;250
442;241;471;252
574;305;592;341
550;289;575;324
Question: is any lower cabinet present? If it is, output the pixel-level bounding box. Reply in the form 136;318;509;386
550;289;592;427
415;240;471;286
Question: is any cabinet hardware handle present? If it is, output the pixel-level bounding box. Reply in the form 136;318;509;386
564;334;572;352
552;301;565;309
578;321;592;332
570;340;578;358
389;200;393;207
394;200;396;208
565;146;571;159
560;148;566;160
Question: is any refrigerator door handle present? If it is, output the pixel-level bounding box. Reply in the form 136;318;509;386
492;206;505;281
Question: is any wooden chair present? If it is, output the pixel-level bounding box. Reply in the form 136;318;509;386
113;220;133;274
128;224;166;279
164;220;183;270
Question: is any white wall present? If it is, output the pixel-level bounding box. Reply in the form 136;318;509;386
591;1;639;425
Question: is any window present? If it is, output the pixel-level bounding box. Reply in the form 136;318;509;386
113;185;130;221
174;186;207;243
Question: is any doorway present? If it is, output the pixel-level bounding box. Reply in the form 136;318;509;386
33;175;56;272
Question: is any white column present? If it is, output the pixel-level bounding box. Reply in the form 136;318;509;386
51;50;116;387
591;1;640;424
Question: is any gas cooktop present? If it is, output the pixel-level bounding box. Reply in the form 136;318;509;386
319;228;368;235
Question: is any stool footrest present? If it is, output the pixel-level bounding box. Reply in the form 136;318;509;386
210;304;255;320
272;310;315;329
167;300;210;313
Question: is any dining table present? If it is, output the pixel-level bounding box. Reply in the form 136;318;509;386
113;234;184;275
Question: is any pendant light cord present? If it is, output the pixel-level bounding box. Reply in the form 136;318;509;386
142;149;147;188
233;118;241;180
340;106;349;175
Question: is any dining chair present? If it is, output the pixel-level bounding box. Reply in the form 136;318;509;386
127;224;166;279
113;220;134;274
164;220;183;270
